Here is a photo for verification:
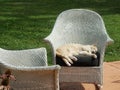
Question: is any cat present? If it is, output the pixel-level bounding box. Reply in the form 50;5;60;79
56;43;98;66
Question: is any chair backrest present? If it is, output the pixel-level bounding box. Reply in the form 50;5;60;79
45;9;113;50
0;48;47;67
45;9;113;64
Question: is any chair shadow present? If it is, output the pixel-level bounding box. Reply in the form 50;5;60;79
60;82;85;90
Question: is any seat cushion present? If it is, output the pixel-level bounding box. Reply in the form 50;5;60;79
56;52;100;66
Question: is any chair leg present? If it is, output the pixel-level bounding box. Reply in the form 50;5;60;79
95;84;103;90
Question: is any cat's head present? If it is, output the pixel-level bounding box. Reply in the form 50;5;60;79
91;45;98;53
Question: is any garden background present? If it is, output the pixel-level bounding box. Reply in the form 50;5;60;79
0;0;120;65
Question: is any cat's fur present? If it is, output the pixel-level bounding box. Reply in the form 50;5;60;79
56;43;98;66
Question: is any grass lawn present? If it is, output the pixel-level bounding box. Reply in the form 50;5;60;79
0;0;120;64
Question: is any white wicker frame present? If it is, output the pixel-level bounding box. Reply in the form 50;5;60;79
44;9;114;90
0;48;61;90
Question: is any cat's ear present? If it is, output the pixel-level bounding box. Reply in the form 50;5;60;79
93;41;98;46
93;43;97;46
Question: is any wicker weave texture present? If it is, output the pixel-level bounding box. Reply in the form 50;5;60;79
44;9;114;89
0;48;61;90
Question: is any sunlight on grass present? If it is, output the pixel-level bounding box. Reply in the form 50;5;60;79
29;15;56;19
0;16;18;20
103;14;120;61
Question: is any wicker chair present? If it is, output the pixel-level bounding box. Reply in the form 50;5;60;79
44;9;114;90
0;48;61;90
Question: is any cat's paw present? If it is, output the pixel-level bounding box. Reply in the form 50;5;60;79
69;56;78;61
62;56;78;66
63;57;73;66
93;54;97;59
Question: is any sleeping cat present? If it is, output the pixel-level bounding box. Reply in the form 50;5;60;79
56;43;98;66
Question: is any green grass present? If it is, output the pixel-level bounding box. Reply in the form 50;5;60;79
0;0;120;64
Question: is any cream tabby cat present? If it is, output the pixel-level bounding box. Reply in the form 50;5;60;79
56;43;98;66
